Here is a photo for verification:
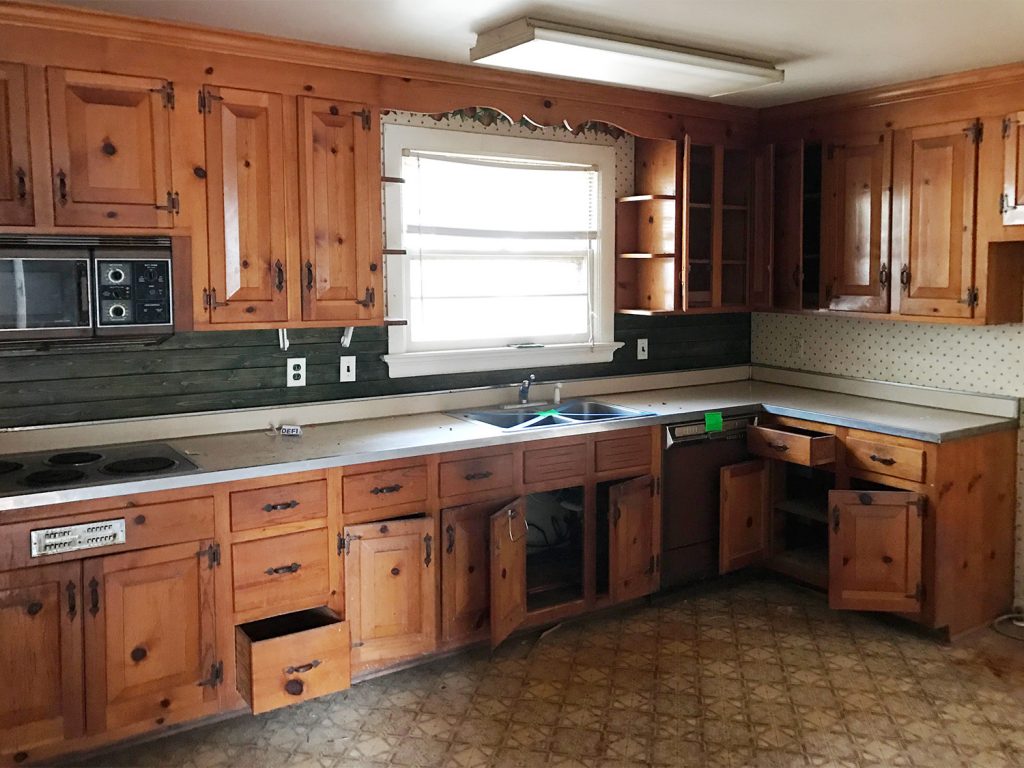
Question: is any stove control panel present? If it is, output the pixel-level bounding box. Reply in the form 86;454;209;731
30;519;126;558
96;258;173;327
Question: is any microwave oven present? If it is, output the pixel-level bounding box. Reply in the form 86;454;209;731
0;236;175;342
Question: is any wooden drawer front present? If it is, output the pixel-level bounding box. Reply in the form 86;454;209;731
524;443;586;485
845;436;926;482
439;453;514;499
230;479;327;532
0;496;214;572
236;608;350;715
343;464;428;513
232;529;330;616
594;434;651;473
747;425;836;467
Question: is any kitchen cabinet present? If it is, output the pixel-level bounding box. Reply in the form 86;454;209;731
821;131;892;312
489;499;527;647
298;97;382;323
607;474;658;603
0;563;83;765
1002;111;1024;226
201;85;290;323
83;540;218;734
892;120;979;318
718;460;770;574
343;517;436;673
47;68;175;228
230;528;330;619
441;501;495;647
0;62;33;226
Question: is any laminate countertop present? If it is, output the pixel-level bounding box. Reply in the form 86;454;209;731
1;380;1017;512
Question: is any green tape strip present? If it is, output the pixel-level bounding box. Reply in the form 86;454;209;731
704;411;724;432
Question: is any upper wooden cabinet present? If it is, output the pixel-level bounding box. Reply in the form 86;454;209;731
298;98;382;323
0;62;33;226
892;120;979;318
47;68;175;228
822;131;892;313
1002;111;1024;226
201;85;290;323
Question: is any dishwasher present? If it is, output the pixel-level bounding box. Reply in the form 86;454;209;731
661;414;755;588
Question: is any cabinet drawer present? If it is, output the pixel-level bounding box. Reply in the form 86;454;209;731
439;453;514;498
343;464;428;513
747;424;836;467
594;433;651;473
236;607;350;715
232;529;330;616
524;442;586;485
844;436;926;482
230;479;327;532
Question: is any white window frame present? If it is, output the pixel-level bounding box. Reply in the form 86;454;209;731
381;123;621;378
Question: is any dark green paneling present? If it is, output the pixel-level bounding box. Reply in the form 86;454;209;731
0;313;750;428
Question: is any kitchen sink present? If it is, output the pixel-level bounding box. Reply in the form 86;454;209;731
451;399;652;431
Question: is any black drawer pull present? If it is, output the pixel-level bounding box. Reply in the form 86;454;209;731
305;261;315;291
66;581;77;620
284;659;321;675
869;454;896;466
445;524;455;554
88;577;100;616
263;500;299;512
464;471;493;481
26;601;43;616
264;562;301;576
768;443;790;453
15;167;27;200
370;484;402;495
284;679;304;696
131;646;148;663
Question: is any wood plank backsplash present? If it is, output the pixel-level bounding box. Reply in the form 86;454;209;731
0;313;750;428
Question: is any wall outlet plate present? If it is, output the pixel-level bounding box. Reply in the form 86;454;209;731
637;338;649;360
286;357;306;387
339;356;356;382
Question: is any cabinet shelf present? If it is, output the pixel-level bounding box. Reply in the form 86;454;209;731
775;497;828;525
768;546;828;589
617;194;676;203
618;252;675;259
688;202;712;209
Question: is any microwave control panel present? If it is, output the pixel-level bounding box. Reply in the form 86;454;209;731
96;258;173;327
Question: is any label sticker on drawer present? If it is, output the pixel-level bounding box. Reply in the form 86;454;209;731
30;518;126;557
704;412;724;432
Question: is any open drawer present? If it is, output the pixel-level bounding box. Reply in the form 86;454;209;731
235;607;350;714
747;424;836;467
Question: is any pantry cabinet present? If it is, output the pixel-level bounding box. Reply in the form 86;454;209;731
47;69;175;228
0;62;33;226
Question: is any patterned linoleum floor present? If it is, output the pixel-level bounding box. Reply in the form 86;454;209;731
75;578;1024;768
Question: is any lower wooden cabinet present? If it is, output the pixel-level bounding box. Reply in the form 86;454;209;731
489;499;527;648
344;517;436;673
441;501;495;646
607;474;659;603
719;460;770;574
231;528;330;618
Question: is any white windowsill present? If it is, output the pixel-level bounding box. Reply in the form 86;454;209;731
382;342;624;378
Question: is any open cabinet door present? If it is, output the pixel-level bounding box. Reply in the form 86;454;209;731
490;498;527;648
441;500;504;646
609;474;658;603
719;460;770;574
829;490;924;612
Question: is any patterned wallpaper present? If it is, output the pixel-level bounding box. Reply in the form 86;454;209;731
751;312;1024;607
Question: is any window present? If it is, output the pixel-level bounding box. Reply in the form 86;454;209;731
382;123;620;377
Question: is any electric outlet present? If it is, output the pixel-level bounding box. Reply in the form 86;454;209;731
339;356;356;382
286;357;306;387
637;338;649;360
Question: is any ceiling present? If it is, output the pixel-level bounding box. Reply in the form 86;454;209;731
48;0;1024;107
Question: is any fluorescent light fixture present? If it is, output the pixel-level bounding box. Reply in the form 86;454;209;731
471;18;783;98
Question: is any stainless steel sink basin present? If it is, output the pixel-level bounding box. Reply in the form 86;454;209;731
450;399;652;431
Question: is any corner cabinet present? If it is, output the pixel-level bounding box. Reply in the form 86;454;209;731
0;62;33;226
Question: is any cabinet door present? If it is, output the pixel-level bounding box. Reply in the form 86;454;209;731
490;498;527;648
83;540;218;734
203;86;290;323
1002;111;1024;226
893;121;978;318
608;474;658;603
772;140;804;311
299;98;382;322
0;563;83;763
719;460;769;574
344;517;435;671
441;501;497;646
0;62;33;226
47;68;174;228
822;132;892;312
828;490;924;613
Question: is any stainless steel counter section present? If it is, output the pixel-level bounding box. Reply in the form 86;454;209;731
1;380;1016;512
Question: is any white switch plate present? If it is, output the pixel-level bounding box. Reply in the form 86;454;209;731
339;356;356;382
637;338;649;360
286;357;306;387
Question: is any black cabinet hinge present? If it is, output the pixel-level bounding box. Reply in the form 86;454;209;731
155;191;180;214
965;120;983;144
1003;116;1015;139
197;660;223;688
337;532;344;557
959;286;980;309
354;287;375;308
196;542;220;569
915;497;927;518
150;81;175;109
197;88;223;114
1001;193;1015;215
342;532;362;555
914;582;926;603
352;108;371;131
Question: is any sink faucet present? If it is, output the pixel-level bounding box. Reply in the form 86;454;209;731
518;374;536;404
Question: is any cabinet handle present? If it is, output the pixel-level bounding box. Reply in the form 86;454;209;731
424;533;433;567
858;493;874;505
445;524;455;554
264;562;301;576
284;659;321;675
56;169;68;206
305;261;314;291
369;484;402;495
15;167;27;200
274;260;285;293
25;601;43;616
832;506;840;534
262;499;299;512
879;263;890;287
507;507;529;543
869;454;896;466
900;264;910;291
66;581;77;620
768;442;789;453
612;506;622;526
284;679;304;696
464;471;493;481
88;577;100;617
791;264;801;287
